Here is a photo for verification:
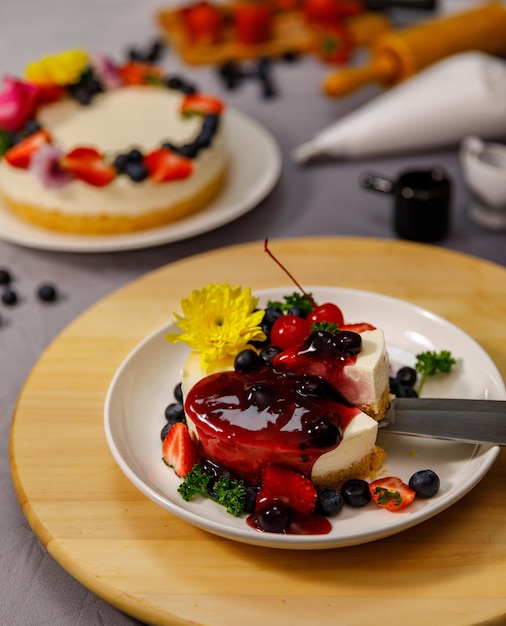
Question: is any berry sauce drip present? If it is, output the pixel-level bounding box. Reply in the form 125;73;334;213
184;366;360;486
272;328;372;401
247;507;332;535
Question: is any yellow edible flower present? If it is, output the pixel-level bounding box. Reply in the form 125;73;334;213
166;283;266;369
25;50;89;86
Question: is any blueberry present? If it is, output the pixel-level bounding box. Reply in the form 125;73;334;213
164;402;185;425
307;330;334;353
295;376;331;398
342;479;371;507
37;284;57;302
24;119;42;135
194;128;213;149
178;143;199;159
146;39;164;62
396;366;417;388
160;422;172;441
306;417;340;448
389;376;399;395
257;502;291;533
243;486;258;514
173;382;183;404
315;488;344;517
409;469;440;499
127;148;143;163
259;345;282;365
333;330;362;354
0;269;12;285
180;82;197;95
71;87;93;106
161;141;177;151
245;383;274;410
287;305;307;319
218;62;244;89
257;56;272;78
113;153;130;173
396;386;418;398
282;51;299;63
202;113;219;133
2;289;18;305
234;348;263;372
262;306;283;327
87;78;103;96
166;76;185;90
125;161;148;182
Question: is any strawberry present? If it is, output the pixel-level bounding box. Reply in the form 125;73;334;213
182;1;224;45
303;0;362;25
313;23;354;65
256;465;317;517
144;147;193;183
341;322;376;333
233;2;273;45
162;422;199;478
61;147;116;187
180;93;224;116
3;129;51;169
119;61;163;86
369;477;416;512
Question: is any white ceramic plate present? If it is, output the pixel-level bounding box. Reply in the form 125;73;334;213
104;287;505;550
0;109;281;253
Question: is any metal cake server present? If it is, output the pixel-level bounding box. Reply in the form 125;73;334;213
379;397;506;446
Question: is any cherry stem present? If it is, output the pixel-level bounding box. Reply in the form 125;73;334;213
264;238;317;308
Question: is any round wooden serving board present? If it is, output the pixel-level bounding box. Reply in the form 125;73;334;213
10;237;506;626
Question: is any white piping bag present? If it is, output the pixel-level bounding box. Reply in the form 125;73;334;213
293;52;506;163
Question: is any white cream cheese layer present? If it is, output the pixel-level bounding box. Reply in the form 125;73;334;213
342;328;390;409
0;87;227;215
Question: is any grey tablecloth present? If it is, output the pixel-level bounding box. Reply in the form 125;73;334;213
0;1;504;624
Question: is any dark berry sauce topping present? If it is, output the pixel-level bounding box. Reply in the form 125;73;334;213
184;367;360;486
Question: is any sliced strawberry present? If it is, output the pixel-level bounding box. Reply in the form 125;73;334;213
233;2;273;45
256;465;317;517
119;61;163;86
36;84;66;103
162;422;199;478
4;129;51;169
180;93;224;116
182;1;224;45
313;23;354;65
341;322;376;333
144;147;193;183
61;146;116;187
369;477;416;512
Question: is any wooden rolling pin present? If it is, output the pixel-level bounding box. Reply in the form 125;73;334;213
324;1;506;97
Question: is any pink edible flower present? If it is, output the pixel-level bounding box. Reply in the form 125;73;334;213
90;54;122;89
29;144;73;189
0;76;40;133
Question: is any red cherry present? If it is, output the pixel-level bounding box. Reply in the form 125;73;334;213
270;315;311;350
307;303;344;327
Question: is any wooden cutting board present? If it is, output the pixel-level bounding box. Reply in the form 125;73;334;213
10;237;506;626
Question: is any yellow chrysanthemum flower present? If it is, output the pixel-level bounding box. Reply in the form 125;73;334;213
25;50;89;86
166;283;266;369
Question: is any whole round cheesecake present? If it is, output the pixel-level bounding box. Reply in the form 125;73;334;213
0;51;227;235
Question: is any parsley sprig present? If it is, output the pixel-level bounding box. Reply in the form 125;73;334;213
415;350;456;395
267;292;314;315
178;464;247;517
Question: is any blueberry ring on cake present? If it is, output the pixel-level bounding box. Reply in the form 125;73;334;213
0;50;227;235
